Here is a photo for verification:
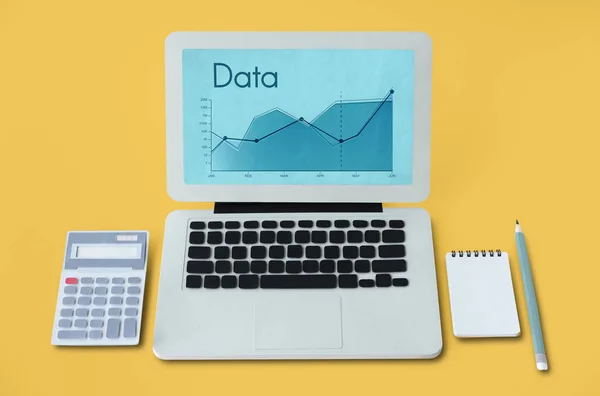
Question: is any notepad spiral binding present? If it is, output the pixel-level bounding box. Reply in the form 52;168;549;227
451;249;502;257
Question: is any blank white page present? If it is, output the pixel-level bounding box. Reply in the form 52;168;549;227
446;252;520;338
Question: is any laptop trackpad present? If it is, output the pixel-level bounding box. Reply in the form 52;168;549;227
254;296;342;350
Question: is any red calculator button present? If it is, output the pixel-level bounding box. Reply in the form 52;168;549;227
65;277;78;285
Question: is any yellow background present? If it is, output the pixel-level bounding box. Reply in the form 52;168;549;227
1;0;599;394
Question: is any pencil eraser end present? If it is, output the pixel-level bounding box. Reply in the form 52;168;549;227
537;362;548;371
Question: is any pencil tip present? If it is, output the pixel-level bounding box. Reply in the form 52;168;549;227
516;219;519;224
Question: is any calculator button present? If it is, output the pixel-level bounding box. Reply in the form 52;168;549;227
110;297;122;305
62;297;76;305
91;309;105;317
64;286;77;294
128;277;141;284
65;278;78;285
60;309;74;317
57;330;87;339
124;308;138;317
81;277;93;284
96;277;109;284
74;319;88;328
58;319;71;328
111;286;124;295
124;318;137;338
93;297;106;305
94;287;108;295
108;308;121;316
112;278;125;284
90;320;104;328
80;287;93;295
75;308;89;317
77;297;91;306
125;297;139;305
127;286;141;295
89;330;103;339
107;319;121;339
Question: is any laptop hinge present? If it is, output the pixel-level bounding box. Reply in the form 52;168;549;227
213;202;383;214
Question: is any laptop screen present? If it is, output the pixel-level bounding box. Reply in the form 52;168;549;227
182;49;414;186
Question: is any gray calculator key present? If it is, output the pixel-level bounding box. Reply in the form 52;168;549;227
128;277;141;284
107;319;121;339
110;296;122;305
64;286;77;294
94;287;108;295
108;308;121;316
81;287;93;295
90;319;104;328
75;308;89;317
96;277;109;284
124;308;138;317
62;297;76;305
111;286;125;295
57;330;87;339
127;286;141;295
126;297;139;305
93;297;107;305
60;309;74;317
58;319;71;328
81;277;94;284
89;330;103;339
74;319;88;328
77;297;91;306
123;318;137;338
91;309;105;317
112;277;125;284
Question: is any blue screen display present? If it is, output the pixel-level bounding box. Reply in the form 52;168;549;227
182;49;414;185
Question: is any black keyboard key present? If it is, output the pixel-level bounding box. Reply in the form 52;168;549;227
295;230;310;244
329;231;345;244
188;247;211;259
389;220;405;229
269;260;285;273
214;246;230;259
334;220;350;228
251;246;266;259
277;231;293;244
352;220;368;228
337;260;353;273
215;260;232;274
280;221;295;228
316;220;331;228
207;232;223;245
298;220;314;228
262;220;277;229
359;245;376;258
287;245;303;258
225;231;241;244
186;275;202;288
204;275;220;289
365;230;380;243
372;259;407;272
306;246;322;259
393;278;409;287
359;279;375;288
339;274;358;288
347;230;363;243
260;231;276;244
208;221;223;229
190;221;206;230
225;221;240;229
251;261;267;274
244;221;259;229
242;231;258;244
232;246;247;259
303;260;319;273
187;260;214;274
221;275;237;288
189;232;205;245
320;260;335;273
234;261;250;274
382;230;405;243
260;275;337;289
343;246;359;259
324;246;340;259
376;274;392;287
269;245;285;259
286;261;302;274
378;245;406;258
239;275;259;289
371;220;386;228
354;260;371;273
311;231;327;243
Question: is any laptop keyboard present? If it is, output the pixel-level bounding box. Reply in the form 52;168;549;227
185;219;408;289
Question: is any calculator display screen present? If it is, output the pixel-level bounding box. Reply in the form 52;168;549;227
75;244;140;259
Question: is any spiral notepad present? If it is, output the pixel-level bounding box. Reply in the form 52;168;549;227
446;250;520;338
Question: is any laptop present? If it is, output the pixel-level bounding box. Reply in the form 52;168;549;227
153;31;442;359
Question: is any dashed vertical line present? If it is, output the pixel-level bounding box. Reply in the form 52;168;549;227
340;91;343;171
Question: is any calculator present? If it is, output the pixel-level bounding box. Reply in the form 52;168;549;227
51;231;149;346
